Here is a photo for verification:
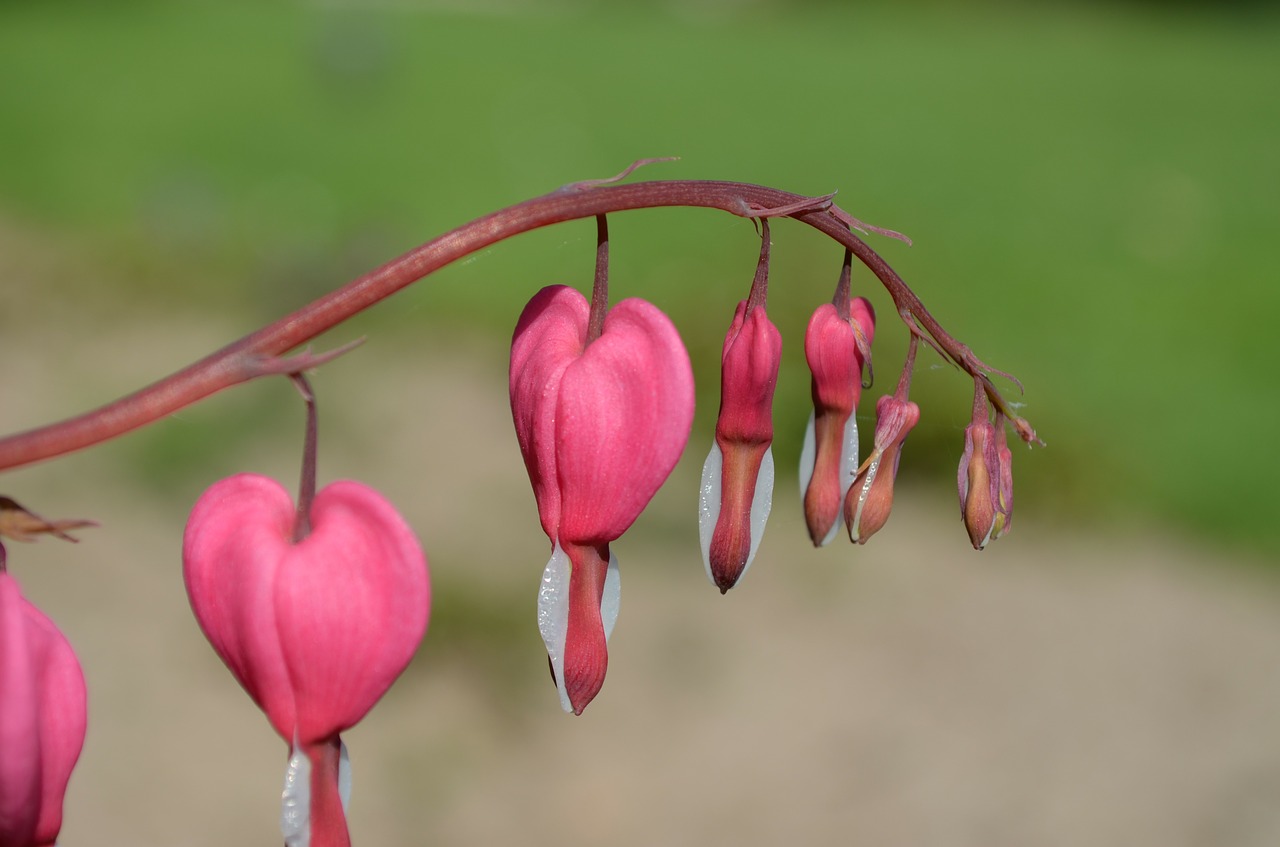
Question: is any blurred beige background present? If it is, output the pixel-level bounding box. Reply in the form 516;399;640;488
3;1;1279;844
4;301;1280;846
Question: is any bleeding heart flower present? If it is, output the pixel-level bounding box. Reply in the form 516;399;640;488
799;297;875;546
698;299;782;593
510;284;694;714
183;474;428;846
0;570;87;847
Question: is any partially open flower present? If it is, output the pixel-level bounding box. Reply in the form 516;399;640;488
699;298;782;593
0;568;87;847
844;394;920;544
511;285;694;714
799;297;875;546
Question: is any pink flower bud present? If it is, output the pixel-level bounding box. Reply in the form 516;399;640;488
510;285;694;713
0;572;87;847
844;394;919;544
183;475;429;744
993;420;1014;539
698;300;782;593
957;417;1001;550
799;298;875;546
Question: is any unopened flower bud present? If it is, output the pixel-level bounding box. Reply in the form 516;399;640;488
957;417;1001;550
844;394;919;544
799;298;875;546
699;300;782;593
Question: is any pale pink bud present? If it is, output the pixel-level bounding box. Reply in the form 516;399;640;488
957;417;1001;550
698;300;782;593
993;421;1014;539
510;285;694;714
844;394;919;544
0;572;87;847
799;298;875;546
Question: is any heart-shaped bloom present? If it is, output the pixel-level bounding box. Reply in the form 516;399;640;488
698;299;782;593
183;475;428;846
0;571;87;847
799;297;876;546
844;394;920;544
510;285;694;714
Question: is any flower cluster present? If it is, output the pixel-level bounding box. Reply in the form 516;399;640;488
509;232;1032;713
0;173;1042;842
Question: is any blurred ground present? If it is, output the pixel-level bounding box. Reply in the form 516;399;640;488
4;309;1280;847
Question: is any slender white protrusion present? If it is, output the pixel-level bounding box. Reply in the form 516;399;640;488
699;443;775;589
537;543;620;713
698;443;724;585
281;739;351;847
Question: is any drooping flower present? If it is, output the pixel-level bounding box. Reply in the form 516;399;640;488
510;284;694;714
183;474;429;847
799;297;875;546
0;568;87;847
844;393;920;544
698;278;784;594
957;416;1000;550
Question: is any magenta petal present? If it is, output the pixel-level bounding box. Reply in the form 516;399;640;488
1;576;42;846
0;573;87;847
183;474;297;738
509;286;589;540
556;297;695;544
277;481;429;743
183;474;429;744
715;302;782;445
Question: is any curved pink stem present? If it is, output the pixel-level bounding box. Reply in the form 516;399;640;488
0;178;1033;473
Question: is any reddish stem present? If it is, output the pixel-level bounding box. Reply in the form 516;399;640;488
289;374;318;543
586;214;609;345
745;219;770;313
0;178;1032;472
304;737;351;847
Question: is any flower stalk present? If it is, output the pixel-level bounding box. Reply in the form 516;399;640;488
0;172;1038;475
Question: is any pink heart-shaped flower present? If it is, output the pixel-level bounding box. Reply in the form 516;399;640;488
510;284;694;713
183;474;429;745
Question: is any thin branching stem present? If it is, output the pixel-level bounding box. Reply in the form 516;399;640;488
0;178;1034;473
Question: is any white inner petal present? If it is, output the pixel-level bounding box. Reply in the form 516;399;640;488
740;447;775;581
281;747;311;847
838;411;861;500
698;442;724;586
281;740;352;847
338;740;351;811
798;410;817;502
537;543;573;713
820;412;861;546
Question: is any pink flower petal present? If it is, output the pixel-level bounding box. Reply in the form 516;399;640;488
183;475;429;744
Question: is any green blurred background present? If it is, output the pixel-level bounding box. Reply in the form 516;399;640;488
3;0;1277;553
3;1;1280;844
